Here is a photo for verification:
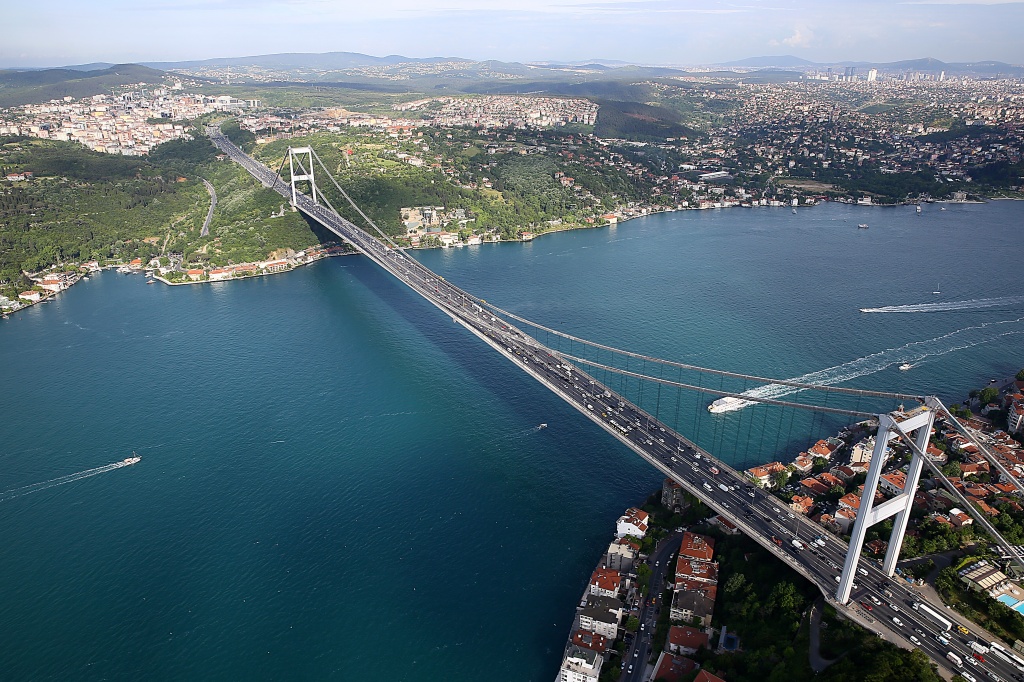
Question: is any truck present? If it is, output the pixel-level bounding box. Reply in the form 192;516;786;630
946;651;962;668
915;602;953;632
968;641;989;654
791;539;803;550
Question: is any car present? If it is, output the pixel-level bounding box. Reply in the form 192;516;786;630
627;665;633;673
962;674;977;682
634;651;638;657
893;617;903;626
858;568;868;576
958;625;971;636
748;491;755;498
988;673;1003;681
889;603;899;612
861;601;873;611
871;596;882;605
910;636;921;645
913;628;923;634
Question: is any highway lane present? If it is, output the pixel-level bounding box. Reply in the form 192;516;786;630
208;127;1024;681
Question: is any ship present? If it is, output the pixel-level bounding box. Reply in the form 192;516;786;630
899;363;913;371
122;452;141;466
708;396;754;413
857;223;869;229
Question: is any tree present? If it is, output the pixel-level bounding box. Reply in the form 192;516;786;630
625;616;640;633
979;386;999;405
772;470;790;489
1017;368;1024;381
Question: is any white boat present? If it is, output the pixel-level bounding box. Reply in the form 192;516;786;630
858;223;869;229
708;396;754;413
899;363;913;371
122;453;141;466
932;283;940;295
916;205;922;214
539;423;548;429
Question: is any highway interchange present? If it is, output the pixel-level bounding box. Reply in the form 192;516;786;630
209;126;1024;681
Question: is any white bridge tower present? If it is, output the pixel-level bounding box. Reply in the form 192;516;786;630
287;147;317;207
836;399;938;603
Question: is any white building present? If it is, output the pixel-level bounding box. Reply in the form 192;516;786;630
559;645;601;682
615;507;649;539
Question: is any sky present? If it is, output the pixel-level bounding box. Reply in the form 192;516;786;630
2;0;1023;69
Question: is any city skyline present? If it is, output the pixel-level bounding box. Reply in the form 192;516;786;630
3;0;1024;70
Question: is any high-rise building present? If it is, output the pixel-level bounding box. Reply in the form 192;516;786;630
867;68;878;82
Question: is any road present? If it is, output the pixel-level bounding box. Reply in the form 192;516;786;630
200;178;217;237
622;532;681;682
207;126;1024;682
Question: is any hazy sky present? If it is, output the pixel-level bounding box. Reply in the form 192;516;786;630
3;0;1023;68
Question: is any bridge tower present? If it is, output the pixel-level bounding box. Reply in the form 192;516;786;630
836;399;937;604
287;147;317;207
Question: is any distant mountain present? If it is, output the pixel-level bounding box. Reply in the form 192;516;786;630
143;51;467;71
0;64;165;107
720;55;817;68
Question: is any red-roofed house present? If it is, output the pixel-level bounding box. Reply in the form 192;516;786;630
572;629;608;654
675;559;718;588
746;461;786;486
650;652;698;682
800;478;829;496
695;670;727;682
838;493;861;511
790;495;815;515
589;568;621;598
667;625;709;655
880;471;907;496
809;439;838;459
616;507;650;539
679;532;715;561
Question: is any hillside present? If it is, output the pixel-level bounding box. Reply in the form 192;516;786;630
0;64;166;107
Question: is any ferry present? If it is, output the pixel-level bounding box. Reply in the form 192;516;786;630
857;223;869;229
899;363;913;371
708;396;753;413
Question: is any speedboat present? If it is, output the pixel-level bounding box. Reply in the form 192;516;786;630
539;423;548;429
858;224;869;229
899;363;913;371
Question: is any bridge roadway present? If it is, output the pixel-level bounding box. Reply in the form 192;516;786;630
209;127;1018;681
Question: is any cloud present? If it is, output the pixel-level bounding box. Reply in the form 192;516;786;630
770;24;816;48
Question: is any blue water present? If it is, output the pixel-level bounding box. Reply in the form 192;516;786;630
996;594;1024;613
1;200;1022;680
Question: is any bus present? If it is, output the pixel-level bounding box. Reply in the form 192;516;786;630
913;602;952;632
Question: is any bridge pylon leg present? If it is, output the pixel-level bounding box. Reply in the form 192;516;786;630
836;406;935;604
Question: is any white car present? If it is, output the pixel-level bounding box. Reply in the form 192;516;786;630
962;673;976;682
890;603;899;612
893;617;903;626
910;636;921;645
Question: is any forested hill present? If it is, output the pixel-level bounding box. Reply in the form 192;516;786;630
0;64;166;107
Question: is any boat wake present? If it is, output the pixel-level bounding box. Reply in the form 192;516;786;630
709;316;1024;413
0;456;140;503
859;295;1024;314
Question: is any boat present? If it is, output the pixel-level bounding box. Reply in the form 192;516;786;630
146;279;155;284
122;452;141;466
792;208;797;214
857;223;869;229
899;363;913;371
940;207;947;211
708;396;754;413
539;423;548;429
916;205;922;214
932;283;940;295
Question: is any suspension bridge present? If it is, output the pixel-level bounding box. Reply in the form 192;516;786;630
208;124;1024;678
